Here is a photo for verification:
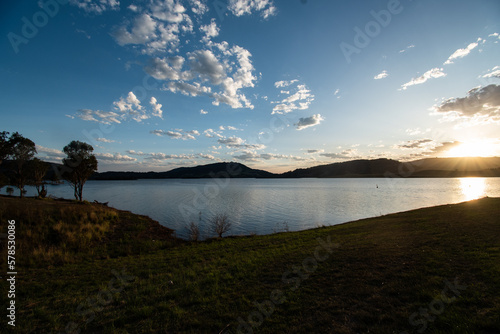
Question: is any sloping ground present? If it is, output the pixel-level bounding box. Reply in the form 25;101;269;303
0;196;499;333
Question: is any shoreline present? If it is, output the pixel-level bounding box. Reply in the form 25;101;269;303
0;196;499;332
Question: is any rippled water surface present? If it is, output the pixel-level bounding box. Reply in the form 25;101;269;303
5;177;500;239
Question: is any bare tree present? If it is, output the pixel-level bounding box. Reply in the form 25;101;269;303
210;213;232;238
188;222;200;241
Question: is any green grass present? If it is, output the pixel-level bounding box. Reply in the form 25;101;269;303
0;196;499;333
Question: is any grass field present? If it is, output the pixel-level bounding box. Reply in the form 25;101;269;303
0;195;499;333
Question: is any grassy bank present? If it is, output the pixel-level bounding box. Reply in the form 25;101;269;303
0;196;499;333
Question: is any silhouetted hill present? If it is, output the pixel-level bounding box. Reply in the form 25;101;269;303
281;157;500;178
90;162;275;180
280;158;402;178
6;157;495;181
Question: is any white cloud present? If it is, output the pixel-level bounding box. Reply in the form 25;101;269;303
128;4;138;12
112;13;158;46
36;145;65;161
144;56;185;80
150;129;201;140
96;152;137;162
295;114;324;130
113;92;151;122
444;42;478;65
151;46;256;109
150;97;163;118
75;109;122;124
217;136;265;150
189;0;209;15
126;150;147;156
111;1;194;54
272;82;314;114
274;79;298;88
228;0;277;19
188;49;226;85
165;81;212;96
399;44;415;53
204;128;223;138
199;19;219;42
200;109;208;114
433;84;500;125
96;138;116;143
482;66;500;79
70;0;120;14
374;70;388;80
400;68;446;90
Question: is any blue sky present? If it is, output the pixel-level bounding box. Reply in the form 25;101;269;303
1;0;499;172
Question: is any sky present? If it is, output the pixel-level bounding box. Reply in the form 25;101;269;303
0;0;499;173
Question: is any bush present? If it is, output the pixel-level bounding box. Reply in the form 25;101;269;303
187;221;200;241
209;213;232;238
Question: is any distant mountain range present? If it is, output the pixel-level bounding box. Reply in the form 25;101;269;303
87;157;500;180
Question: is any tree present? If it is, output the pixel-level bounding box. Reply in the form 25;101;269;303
29;157;49;198
187;221;200;241
62;141;98;201
9;132;36;197
210;213;232;238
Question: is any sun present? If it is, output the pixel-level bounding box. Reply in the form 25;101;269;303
446;139;499;158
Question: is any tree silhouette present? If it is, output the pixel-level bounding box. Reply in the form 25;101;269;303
62;141;98;201
210;213;232;238
9;132;36;197
29;157;49;198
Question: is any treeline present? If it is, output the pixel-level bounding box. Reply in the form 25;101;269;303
0;131;97;201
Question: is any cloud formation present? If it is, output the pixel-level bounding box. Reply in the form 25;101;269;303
151;129;201;140
217;136;266;150
433;84;500;124
295;114;324;130
96;152;137;162
320;149;360;160
444;41;479;65
228;0;277;19
482;66;500;79
272;81;314;114
75;109;121;124
70;0;120;14
396;139;433;149
374;70;388;80
400;68;446;90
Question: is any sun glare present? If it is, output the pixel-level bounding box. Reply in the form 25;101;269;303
460;178;486;201
446;140;499;158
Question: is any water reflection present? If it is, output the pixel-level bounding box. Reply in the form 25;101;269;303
460;178;486;201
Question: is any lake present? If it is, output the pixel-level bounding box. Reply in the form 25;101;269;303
3;177;500;239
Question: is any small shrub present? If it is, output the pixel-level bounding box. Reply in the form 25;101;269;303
188;221;200;241
209;213;232;238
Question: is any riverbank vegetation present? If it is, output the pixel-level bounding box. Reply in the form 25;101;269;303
0;196;499;333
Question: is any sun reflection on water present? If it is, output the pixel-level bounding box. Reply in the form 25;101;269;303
460;178;486;201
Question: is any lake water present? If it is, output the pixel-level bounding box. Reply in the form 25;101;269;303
3;177;500;239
